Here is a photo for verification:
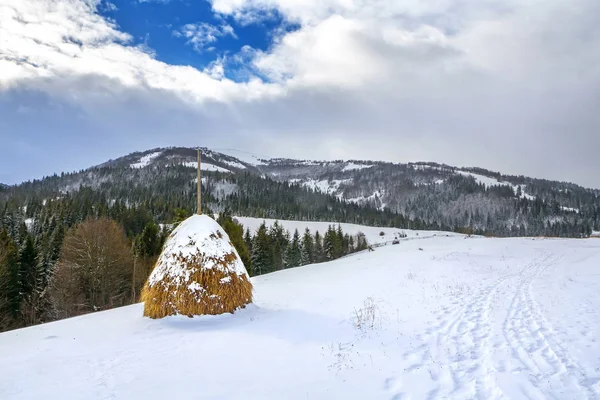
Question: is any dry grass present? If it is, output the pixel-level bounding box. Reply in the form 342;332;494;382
140;249;253;319
352;297;380;333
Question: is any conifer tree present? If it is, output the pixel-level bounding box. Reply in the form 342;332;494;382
0;230;20;328
300;228;314;265
323;226;336;261
336;225;345;257
135;222;162;258
251;222;272;276
314;231;324;263
218;213;251;270
284;229;302;268
244;228;253;255
269;221;289;270
18;235;37;303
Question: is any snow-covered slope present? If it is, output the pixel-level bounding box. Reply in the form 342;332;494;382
2;235;599;400
456;170;536;200
234;216;461;246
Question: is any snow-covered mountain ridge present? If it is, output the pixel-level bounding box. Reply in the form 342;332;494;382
3;147;599;237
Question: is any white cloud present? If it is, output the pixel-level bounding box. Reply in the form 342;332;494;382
1;0;599;188
174;22;238;53
100;1;117;11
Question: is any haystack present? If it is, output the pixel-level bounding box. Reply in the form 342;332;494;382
141;214;253;318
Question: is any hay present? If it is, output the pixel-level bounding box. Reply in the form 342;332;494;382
140;215;253;319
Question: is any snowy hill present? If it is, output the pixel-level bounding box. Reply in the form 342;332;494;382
2;146;600;237
1;234;600;399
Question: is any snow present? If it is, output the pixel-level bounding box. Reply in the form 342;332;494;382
147;214;248;286
131;151;162;169
181;161;231;173
457;171;536;200
342;163;373;172
301;179;351;196
24;218;34;230
218;149;267;166
234;216;459;246
561;206;580;213
347;189;386;210
2;235;599;399
221;160;247;170
411;164;449;172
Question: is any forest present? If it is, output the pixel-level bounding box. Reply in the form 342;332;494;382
0;184;370;333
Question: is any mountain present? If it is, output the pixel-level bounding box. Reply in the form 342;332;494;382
2;231;599;399
1;146;599;237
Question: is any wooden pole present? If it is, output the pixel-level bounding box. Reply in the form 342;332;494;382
197;149;202;215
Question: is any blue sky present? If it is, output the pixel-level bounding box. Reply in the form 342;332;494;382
99;0;292;81
1;0;600;188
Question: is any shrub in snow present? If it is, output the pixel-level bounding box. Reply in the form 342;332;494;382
352;297;380;333
140;214;253;319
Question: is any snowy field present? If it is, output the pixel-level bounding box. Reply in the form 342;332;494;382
1;235;600;399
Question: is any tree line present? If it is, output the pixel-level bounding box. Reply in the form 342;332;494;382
0;207;369;333
217;211;369;276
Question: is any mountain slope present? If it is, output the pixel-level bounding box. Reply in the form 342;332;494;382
1;146;599;237
2;234;599;399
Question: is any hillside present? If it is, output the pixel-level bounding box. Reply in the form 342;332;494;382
234;216;462;247
1;146;598;237
2;234;599;399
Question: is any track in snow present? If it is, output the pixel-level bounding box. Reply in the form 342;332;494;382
387;250;600;400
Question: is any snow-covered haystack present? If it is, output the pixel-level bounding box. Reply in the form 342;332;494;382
141;215;253;319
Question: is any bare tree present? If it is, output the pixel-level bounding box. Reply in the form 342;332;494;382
53;218;133;318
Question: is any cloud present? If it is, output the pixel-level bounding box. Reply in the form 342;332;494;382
99;1;117;11
174;22;238;53
0;0;599;188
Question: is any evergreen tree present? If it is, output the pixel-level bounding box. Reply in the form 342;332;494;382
314;231;324;263
18;235;37;303
172;208;189;227
300;228;314;265
323;226;336;261
269;221;289;270
135;222;162;258
284;229;302;268
244;228;252;255
218;213;251;270
336;225;345;257
251;222;272;276
0;230;20;328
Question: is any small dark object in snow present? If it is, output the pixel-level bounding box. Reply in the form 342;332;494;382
392;239;400;245
368;246;375;252
418;248;424;251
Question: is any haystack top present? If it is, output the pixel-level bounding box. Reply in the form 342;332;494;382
148;214;248;286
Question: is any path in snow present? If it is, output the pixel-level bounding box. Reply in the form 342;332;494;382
386;248;600;400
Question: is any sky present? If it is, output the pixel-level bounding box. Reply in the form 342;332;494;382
1;0;599;188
